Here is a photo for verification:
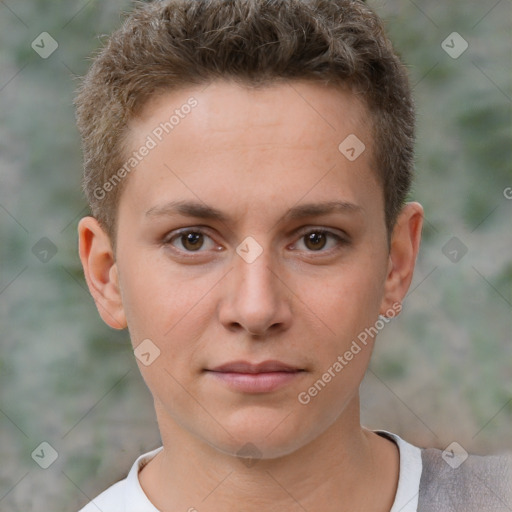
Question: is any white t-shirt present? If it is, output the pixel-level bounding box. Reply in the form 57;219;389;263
78;431;422;512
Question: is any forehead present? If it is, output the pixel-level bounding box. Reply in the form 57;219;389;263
130;79;371;150
118;80;381;227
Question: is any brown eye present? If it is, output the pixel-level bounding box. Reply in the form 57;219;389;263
164;229;217;253
180;232;204;251
292;228;349;254
304;232;328;251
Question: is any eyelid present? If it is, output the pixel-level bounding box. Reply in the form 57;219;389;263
294;225;349;241
162;225;214;244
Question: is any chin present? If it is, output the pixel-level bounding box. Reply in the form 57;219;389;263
205;407;318;460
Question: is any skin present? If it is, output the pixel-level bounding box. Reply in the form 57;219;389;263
78;80;423;512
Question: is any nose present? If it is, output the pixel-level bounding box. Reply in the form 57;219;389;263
217;240;293;337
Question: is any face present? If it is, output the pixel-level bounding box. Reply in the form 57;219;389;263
81;80;418;459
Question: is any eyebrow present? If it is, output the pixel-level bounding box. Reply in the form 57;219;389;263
145;199;362;223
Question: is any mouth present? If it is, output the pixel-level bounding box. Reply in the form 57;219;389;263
204;360;306;393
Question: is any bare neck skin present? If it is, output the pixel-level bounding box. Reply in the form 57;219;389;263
139;395;399;512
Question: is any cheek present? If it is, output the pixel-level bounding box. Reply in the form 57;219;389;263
117;249;215;342
303;261;386;342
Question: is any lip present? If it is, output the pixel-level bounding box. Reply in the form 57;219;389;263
205;360;306;393
209;360;303;373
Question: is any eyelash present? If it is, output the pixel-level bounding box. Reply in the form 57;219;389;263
162;227;350;256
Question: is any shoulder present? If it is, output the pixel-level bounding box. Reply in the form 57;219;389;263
77;447;163;512
77;480;127;512
418;447;512;512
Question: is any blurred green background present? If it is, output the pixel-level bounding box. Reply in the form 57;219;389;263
1;0;511;510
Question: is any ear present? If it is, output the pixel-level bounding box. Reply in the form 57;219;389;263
78;216;127;330
379;202;424;315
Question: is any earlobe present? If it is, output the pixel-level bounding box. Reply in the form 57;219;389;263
78;216;127;330
379;202;424;316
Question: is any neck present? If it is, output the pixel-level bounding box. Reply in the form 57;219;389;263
140;396;399;512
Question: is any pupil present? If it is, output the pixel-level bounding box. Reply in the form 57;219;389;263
306;232;326;250
184;233;203;250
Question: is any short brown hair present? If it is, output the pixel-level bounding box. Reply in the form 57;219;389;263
75;0;414;240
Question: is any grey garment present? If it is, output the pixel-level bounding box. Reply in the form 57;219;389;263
418;447;512;511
